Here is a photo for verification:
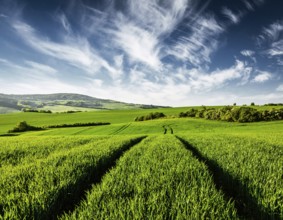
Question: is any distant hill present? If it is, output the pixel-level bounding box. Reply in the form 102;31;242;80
0;93;170;113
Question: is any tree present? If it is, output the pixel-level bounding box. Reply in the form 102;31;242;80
8;121;43;132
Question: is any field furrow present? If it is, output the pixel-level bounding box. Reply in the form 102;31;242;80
180;134;283;219
0;135;145;220
0;136;107;169
61;135;238;219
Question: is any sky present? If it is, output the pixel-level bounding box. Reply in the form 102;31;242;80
0;0;283;106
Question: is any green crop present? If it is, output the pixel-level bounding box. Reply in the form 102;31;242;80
180;134;283;219
62;136;238;219
0;135;144;220
0;106;282;219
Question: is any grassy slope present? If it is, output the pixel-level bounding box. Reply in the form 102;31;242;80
1;106;283;137
0;93;169;113
0;107;183;134
0;107;20;114
1;106;282;219
37;105;102;112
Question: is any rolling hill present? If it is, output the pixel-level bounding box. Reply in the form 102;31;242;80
0;93;169;113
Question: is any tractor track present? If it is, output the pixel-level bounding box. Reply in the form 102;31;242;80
110;123;132;135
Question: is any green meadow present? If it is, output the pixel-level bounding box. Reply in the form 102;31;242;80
0;106;282;219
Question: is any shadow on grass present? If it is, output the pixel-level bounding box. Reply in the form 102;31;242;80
0;133;19;137
176;137;278;220
46;136;146;220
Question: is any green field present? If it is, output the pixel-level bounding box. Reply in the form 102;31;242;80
0;106;282;219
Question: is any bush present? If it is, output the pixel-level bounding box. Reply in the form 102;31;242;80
237;107;261;122
45;122;110;128
178;106;283;123
135;112;166;121
38;110;52;113
22;108;38;112
22;108;52;113
8;121;43;133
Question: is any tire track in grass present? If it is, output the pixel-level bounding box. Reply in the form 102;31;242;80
61;135;238;219
72;127;93;135
162;125;174;134
110;123;131;135
55;136;146;220
0;136;146;220
162;125;167;134
176;137;272;220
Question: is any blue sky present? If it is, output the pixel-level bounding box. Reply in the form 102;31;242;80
0;0;282;106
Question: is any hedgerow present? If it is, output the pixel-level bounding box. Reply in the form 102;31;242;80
8;121;43;133
179;106;283;122
134;112;166;121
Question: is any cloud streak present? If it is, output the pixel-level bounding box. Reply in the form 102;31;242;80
168;14;224;67
187;60;252;91
241;50;255;56
12;21;117;78
222;7;242;24
256;20;283;66
257;20;283;46
252;71;272;83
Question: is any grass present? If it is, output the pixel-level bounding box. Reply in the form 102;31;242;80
0;135;144;220
0;107;181;134
37;105;102;112
1;105;282;135
179;134;283;219
17;118;283;140
61;136;238;219
0;105;282;219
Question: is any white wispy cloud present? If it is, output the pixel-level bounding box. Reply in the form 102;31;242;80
241;50;257;63
242;0;265;10
25;61;57;75
267;40;283;56
242;0;255;10
257;20;283;45
241;50;255;56
252;71;272;83
0;58;58;80
222;7;242;24
112;16;162;70
256;20;283;65
187;59;252;91
58;13;72;34
101;0;191;70
126;0;188;36
263;22;283;42
168;14;224;67
12;21;118;77
0;58;88;95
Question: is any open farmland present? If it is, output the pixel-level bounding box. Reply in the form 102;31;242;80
0;106;282;219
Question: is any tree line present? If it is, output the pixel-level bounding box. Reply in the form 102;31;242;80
8;121;110;133
179;106;283;122
135;112;166;121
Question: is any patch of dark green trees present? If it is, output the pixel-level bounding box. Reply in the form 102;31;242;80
179;106;283;122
